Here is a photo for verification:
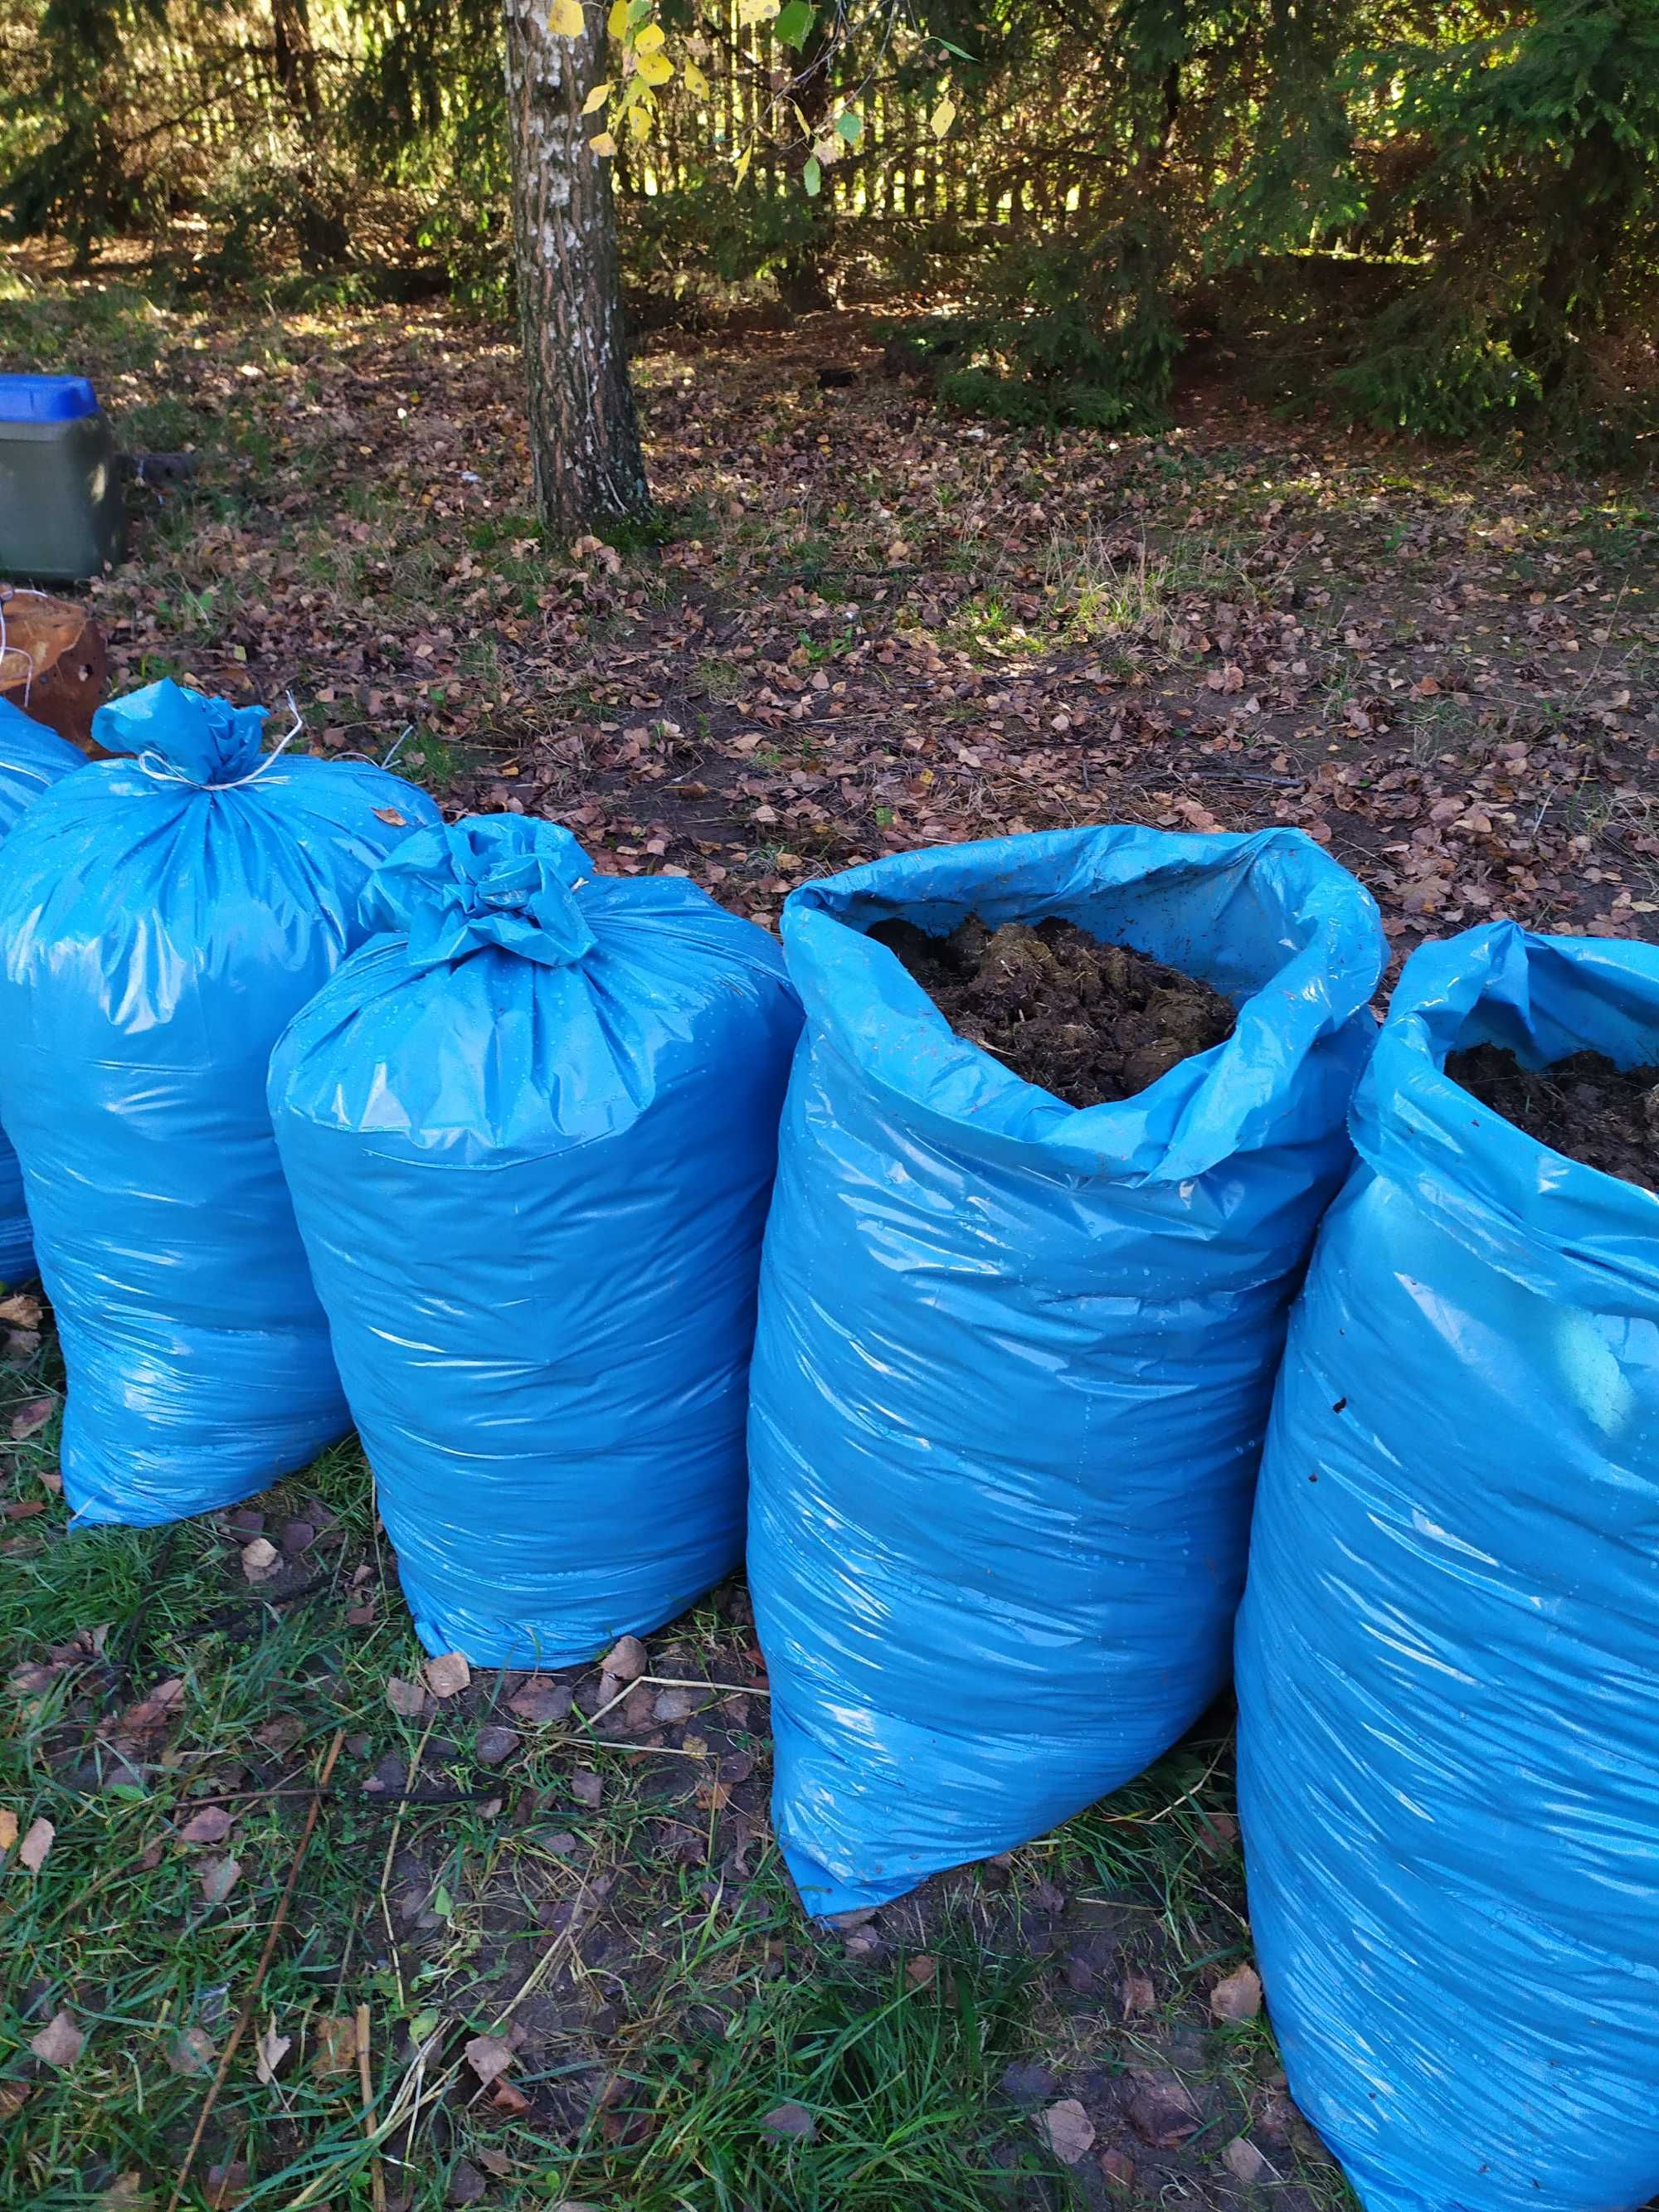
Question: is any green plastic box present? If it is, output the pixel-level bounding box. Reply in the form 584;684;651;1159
0;374;127;581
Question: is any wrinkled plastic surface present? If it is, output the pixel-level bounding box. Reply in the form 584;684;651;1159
1236;922;1659;2212
270;815;801;1665
0;699;85;1285
747;824;1387;1913
0;680;439;1524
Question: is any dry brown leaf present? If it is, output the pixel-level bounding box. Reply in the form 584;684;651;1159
29;2009;85;2068
198;1855;241;1903
1210;1963;1263;2022
167;2025;218;2077
18;1816;54;1871
761;2101;816;2141
599;1632;646;1681
1224;2134;1273;2184
385;1676;426;1719
0;1806;17;1853
254;2018;291;2084
178;1805;234;1845
8;1398;52;1440
311;2011;360;2075
463;2031;516;2085
904;1954;938;1989
1120;1971;1155;2017
425;1650;471;1699
372;805;409;827
1039;2098;1096;2166
0;1293;42;1329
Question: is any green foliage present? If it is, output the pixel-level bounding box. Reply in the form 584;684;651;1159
2;0;1656;451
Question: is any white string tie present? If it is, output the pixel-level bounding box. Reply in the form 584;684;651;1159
137;692;303;791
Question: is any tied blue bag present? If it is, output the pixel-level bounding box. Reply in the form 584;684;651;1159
747;824;1386;1913
1236;923;1659;2212
268;815;801;1665
0;680;438;1525
0;698;84;1287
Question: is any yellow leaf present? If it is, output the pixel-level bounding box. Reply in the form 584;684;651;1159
683;57;708;95
606;0;627;32
930;94;956;138
591;131;617;155
737;0;778;22
549;0;585;32
581;80;611;111
637;47;673;82
634;21;664;49
733;143;753;182
628;100;653;137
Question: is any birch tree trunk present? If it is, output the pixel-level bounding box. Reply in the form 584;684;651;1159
501;0;650;532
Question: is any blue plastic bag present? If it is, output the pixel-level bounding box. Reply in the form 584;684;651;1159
0;681;438;1525
0;698;84;1287
1237;922;1659;2212
746;824;1385;1913
269;815;801;1665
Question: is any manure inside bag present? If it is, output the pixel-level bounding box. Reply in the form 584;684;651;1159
270;813;802;1666
0;680;439;1524
1236;921;1659;2212
746;823;1387;1913
0;697;85;1288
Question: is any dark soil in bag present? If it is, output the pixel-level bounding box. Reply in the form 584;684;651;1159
873;914;1236;1109
1447;1042;1659;1191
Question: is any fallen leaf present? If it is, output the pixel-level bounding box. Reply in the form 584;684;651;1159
0;1293;42;1328
203;2161;249;2210
507;1677;572;1724
372;806;409;827
240;1536;280;1583
0;2081;28;2120
425;1651;471;1699
385;1676;426;1719
445;2160;487;2207
312;2012;360;2075
1039;2098;1095;2166
761;2100;816;2141
1224;2133;1272;2184
1122;2069;1200;2147
653;1686;697;1723
167;2025;217;2077
489;2078;530;2116
570;1768;602;1807
1099;2146;1136;2190
198;1855;241;1903
474;1725;520;1767
29;2009;85;2068
254;2019;291;2084
904;1954;937;1988
1121;1971;1155;2017
599;1633;646;1682
464;2032;516;2086
9;1398;52;1439
1210;1963;1263;2021
18;1816;54;1871
0;1808;17;1852
178;1805;234;1845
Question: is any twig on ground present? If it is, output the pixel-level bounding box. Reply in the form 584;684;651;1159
166;1727;347;2212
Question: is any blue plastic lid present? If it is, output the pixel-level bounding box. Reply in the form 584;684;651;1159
0;373;100;423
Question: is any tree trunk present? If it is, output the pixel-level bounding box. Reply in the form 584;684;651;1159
501;0;650;532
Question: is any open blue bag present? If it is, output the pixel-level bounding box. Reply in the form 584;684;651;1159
747;824;1385;1913
0;681;437;1524
0;698;84;1287
269;815;800;1665
1237;923;1659;2212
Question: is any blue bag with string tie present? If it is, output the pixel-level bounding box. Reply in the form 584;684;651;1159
0;698;85;1287
0;680;438;1524
268;814;802;1665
